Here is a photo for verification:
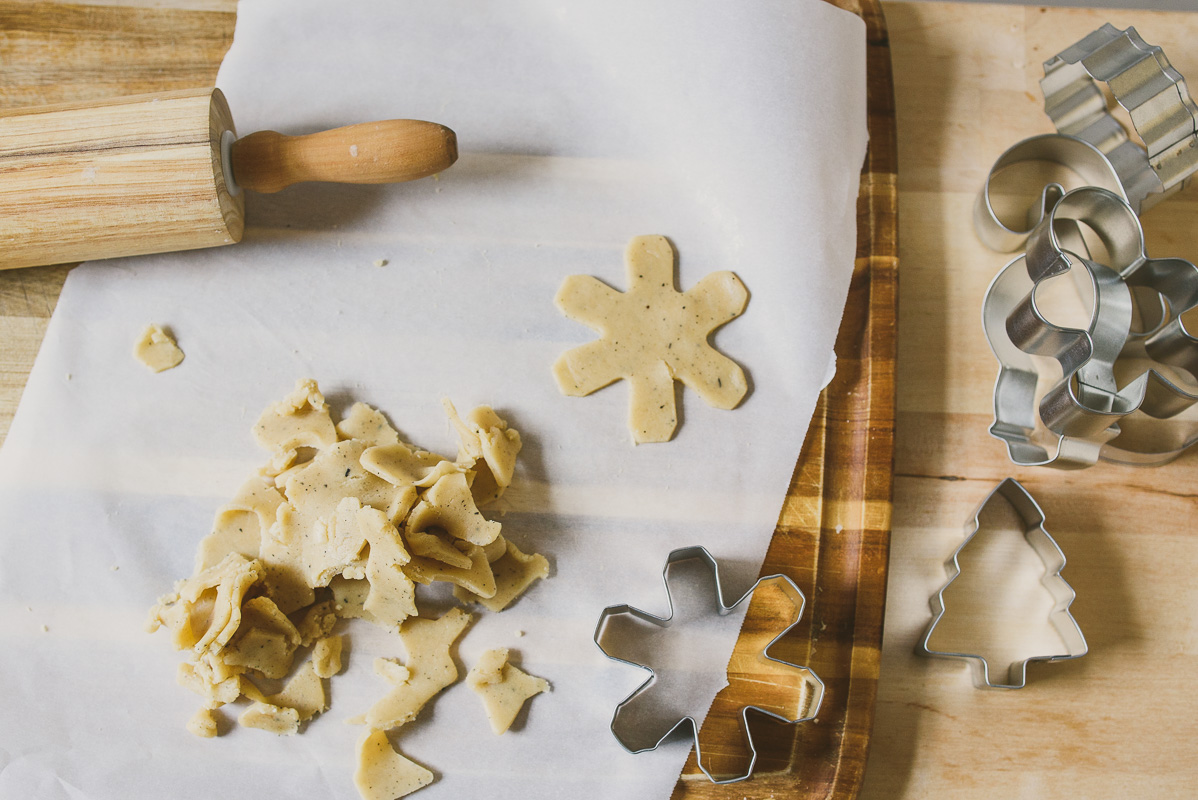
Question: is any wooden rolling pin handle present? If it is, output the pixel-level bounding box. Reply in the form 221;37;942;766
230;119;458;194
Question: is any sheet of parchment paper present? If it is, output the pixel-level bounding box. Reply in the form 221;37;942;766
0;1;867;798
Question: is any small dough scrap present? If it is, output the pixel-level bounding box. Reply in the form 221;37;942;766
443;400;522;506
373;657;411;686
240;701;301;735
354;729;434;800
285;440;404;534
177;661;241;709
221;596;302;679
403;527;472;569
364;608;471;730
253;379;338;453
336;403;401;447
133;323;184;373
466;648;550;735
482;535;508;564
330;575;374;621
187;708;220;738
258;447;301;479
404;543;496;599
146;553;263;653
313;635;344;678
358;506;417;629
453;539;548;612
269;660;327;721
406;472;501;547
386;484;419;527
295;599;338;648
361;441;459;489
195;476;284;573
258;504;318;613
553;235;749;443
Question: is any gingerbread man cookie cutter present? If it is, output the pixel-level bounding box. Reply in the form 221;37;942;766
983;187;1198;468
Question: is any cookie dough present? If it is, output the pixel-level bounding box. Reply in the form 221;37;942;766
553;235;749;443
466;648;550;735
365;608;472;730
133;323;184;372
354;729;434;800
453;539;549;612
148;380;549;799
312;636;344;678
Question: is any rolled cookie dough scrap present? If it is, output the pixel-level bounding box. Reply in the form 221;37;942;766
354;729;434;800
312;635;344;678
466;648;549;735
133;323;184;372
186;708;219;738
453;539;547;612
365;607;472;730
553;235;748;443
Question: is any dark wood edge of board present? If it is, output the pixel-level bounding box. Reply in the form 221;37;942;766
674;0;897;796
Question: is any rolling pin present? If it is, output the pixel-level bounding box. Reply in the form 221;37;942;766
0;88;458;271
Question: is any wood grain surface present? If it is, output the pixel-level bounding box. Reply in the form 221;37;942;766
861;4;1198;799
674;0;896;796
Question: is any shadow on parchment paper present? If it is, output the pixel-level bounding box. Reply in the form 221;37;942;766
858;6;952;798
242;150;555;235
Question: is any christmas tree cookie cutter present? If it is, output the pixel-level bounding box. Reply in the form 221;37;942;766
593;545;824;784
975;24;1198;252
917;479;1087;689
982;186;1198;468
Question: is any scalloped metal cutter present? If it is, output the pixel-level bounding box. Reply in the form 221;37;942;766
975;24;1198;252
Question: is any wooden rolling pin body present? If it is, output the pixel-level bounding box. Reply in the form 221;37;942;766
0;89;458;271
0;89;243;271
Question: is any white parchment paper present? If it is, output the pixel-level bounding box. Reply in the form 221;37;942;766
0;1;866;797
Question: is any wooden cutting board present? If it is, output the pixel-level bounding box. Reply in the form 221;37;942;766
0;1;897;798
864;4;1198;799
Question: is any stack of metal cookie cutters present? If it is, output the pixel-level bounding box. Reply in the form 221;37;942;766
976;24;1198;468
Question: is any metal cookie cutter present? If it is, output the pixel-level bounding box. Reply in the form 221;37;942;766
593;545;825;784
917;478;1087;689
976;24;1198;251
983;186;1198;467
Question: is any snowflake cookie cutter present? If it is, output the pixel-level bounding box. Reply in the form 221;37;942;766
982;186;1198;468
917;479;1088;689
975;24;1198;252
593;545;824;784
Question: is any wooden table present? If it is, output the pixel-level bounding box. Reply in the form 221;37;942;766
862;4;1198;798
3;2;1197;798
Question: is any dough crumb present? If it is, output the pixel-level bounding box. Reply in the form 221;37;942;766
239;702;301;735
373;258;388;268
466;648;549;735
187;708;220;738
133;324;185;373
313;635;344;678
354;729;434;800
41;624;49;633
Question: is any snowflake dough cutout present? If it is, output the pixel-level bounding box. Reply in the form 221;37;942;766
553;235;749;443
